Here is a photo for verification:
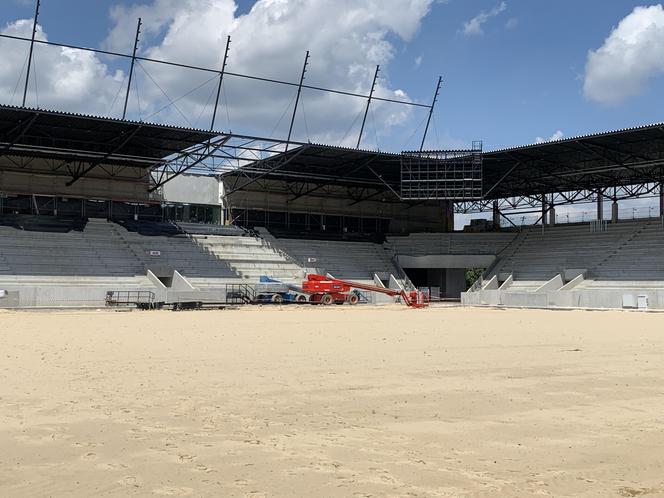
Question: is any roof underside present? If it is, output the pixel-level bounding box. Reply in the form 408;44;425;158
0;105;216;168
225;145;402;189
483;123;664;199
230;124;664;199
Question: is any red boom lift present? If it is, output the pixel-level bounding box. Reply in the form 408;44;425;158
301;274;429;308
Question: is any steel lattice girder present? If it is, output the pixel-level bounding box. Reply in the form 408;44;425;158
454;183;662;214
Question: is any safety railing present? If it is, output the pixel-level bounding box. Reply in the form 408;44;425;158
105;290;157;308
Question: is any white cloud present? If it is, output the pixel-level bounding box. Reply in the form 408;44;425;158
0;0;436;149
535;130;564;144
505;18;518;30
414;55;423;67
462;1;507;36
0;19;123;113
584;4;664;105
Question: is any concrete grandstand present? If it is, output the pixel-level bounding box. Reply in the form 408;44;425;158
1;101;664;309
0;20;663;311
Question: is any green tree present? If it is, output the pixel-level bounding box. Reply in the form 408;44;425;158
465;268;484;289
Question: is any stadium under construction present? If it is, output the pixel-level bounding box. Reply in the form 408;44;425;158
1;2;664;310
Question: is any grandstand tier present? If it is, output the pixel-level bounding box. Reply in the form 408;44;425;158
461;220;664;309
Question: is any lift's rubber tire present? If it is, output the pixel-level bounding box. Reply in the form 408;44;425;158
321;294;334;306
296;294;307;303
348;293;359;305
271;294;284;304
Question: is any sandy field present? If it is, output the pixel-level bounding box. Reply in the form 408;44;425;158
1;306;664;497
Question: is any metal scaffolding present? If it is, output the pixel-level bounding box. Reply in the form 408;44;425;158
400;142;483;201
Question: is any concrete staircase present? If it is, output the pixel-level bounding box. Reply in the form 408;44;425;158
191;232;304;281
273;237;400;281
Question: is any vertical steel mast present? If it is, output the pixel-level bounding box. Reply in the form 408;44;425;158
122;18;142;120
22;0;41;107
356;65;379;149
210;35;231;132
420;76;442;151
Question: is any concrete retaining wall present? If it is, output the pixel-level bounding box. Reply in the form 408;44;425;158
462;287;664;310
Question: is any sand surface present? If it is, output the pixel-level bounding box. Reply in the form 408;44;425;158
1;306;664;497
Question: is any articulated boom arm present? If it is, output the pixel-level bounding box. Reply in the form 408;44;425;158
303;274;428;308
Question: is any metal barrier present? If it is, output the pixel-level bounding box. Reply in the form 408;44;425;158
590;219;608;233
105;290;157;309
224;284;255;305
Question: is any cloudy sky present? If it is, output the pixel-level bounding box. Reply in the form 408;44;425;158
1;0;663;153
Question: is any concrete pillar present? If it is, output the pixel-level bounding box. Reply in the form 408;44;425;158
440;200;454;232
492;200;500;230
612;200;619;223
549;205;556;226
597;191;604;221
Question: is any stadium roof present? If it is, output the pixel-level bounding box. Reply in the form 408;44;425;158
483;122;664;199
1;103;662;201
229;123;664;200
223;144;404;195
0;105;217;168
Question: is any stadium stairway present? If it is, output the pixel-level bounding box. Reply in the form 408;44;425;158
268;234;402;282
187;231;304;282
109;220;240;281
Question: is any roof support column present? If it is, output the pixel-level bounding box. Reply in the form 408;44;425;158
597;188;604;221
549;201;556;226
612;188;619;223
659;182;664;218
541;194;547;226
492;200;500;231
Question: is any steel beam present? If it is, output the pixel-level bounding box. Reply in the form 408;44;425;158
65;125;145;186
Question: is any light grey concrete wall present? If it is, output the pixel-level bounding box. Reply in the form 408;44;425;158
0;286;121;308
561;274;585;291
172;271;195;290
225;179;446;233
462;287;664;310
161;174;221;206
0;161;150;201
535;275;564;293
499;274;513;290
482;275;499;290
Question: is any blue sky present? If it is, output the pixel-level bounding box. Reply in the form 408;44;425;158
1;0;662;152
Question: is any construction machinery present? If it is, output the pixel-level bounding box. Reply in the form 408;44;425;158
301;274;429;308
254;276;308;304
